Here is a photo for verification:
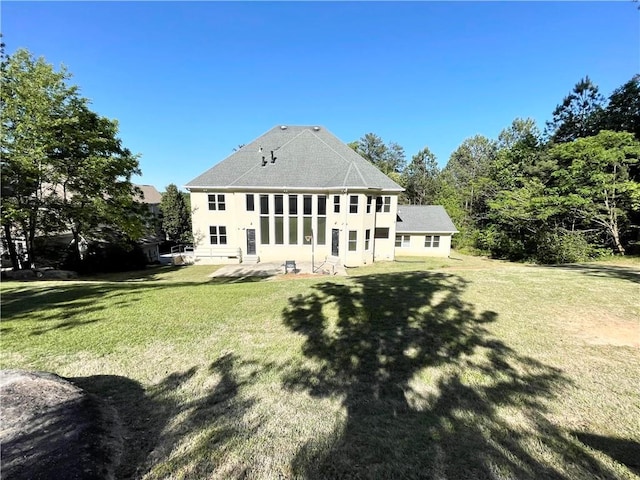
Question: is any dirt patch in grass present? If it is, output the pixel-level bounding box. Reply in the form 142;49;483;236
554;309;639;348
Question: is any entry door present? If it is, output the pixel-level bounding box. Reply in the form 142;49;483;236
331;229;339;256
246;229;256;255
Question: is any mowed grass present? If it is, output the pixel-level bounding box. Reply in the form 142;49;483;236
1;255;639;479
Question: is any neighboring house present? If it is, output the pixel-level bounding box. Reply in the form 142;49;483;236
134;184;163;263
185;125;456;267
395;205;458;257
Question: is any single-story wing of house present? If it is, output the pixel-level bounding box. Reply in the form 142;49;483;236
395;205;458;257
185;125;457;267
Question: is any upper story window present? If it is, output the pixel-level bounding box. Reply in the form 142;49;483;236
260;194;269;214
333;195;340;213
318;196;327;216
366;196;372;213
349;195;358;214
208;194;226;211
246;194;255;211
375;196;391;213
303;195;312;215
289;195;298;215
275;195;284;215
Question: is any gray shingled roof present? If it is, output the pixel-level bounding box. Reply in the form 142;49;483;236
396;206;458;233
135;185;162;205
185;126;403;191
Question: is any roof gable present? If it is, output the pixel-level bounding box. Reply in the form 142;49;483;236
396;205;458;233
186;126;403;191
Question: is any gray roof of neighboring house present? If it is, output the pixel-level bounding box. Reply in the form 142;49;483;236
396;205;458;233
135;185;162;205
185;125;403;191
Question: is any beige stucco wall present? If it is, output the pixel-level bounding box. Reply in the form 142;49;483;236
189;189;399;266
393;232;453;257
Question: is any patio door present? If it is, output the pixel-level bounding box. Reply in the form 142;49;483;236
331;229;339;256
246;229;256;255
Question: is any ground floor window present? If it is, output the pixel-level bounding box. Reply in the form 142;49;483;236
365;229;371;250
348;231;357;251
209;226;227;245
374;228;389;239
425;235;440;248
395;234;410;247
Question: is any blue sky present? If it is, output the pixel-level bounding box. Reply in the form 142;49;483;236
3;1;638;191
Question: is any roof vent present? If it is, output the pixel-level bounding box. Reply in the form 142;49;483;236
261;156;267;167
270;150;276;164
280;125;287;130
313;126;320;131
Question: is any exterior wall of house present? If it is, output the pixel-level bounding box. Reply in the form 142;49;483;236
393;232;453;257
190;189;399;266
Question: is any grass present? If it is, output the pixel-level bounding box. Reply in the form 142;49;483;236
1;254;639;479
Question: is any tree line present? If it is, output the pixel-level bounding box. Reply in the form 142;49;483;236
351;75;640;263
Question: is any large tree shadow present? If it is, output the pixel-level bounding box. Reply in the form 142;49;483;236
282;271;625;479
70;353;258;479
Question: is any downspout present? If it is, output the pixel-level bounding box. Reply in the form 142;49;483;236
372;195;377;263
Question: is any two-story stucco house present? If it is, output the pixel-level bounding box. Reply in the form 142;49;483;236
185;125;456;267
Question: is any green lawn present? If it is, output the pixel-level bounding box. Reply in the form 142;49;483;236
1;254;639;479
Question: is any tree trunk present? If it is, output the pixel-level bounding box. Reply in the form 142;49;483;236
3;223;21;270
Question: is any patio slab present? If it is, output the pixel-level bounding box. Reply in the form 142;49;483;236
208;260;346;278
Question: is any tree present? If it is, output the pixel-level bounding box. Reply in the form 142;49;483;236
545;76;605;143
443;135;497;217
350;133;406;177
160;184;192;243
402;147;440;205
599;74;640;140
548;131;640;254
1;48;143;268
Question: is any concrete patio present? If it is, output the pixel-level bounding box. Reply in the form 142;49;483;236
208;260;347;279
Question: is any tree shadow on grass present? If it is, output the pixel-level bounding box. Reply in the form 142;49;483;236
71;353;259;479
282;271;625;479
545;263;640;284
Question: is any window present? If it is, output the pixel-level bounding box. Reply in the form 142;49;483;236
275;217;284;244
317;196;327;215
275;195;284;215
383;196;391;213
209;226;227;245
395;235;410;247
366;196;372;213
365;229;371;250
303;217;312;244
289;195;298;215
260;195;269;214
289;217;298;244
260;216;270;244
274;195;284;244
246;194;254;211
375;196;391;213
425;235;441;248
303;195;312;215
348;231;357;251
208;194;226;211
317;217;326;245
349;195;358;214
374;227;389;239
333;195;340;213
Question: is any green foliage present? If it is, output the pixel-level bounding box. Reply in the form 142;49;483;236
160;184;192;243
350;133;406;175
598;74;640;140
0;48;143;268
534;230;609;264
402;147;440;205
545;76;605;143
